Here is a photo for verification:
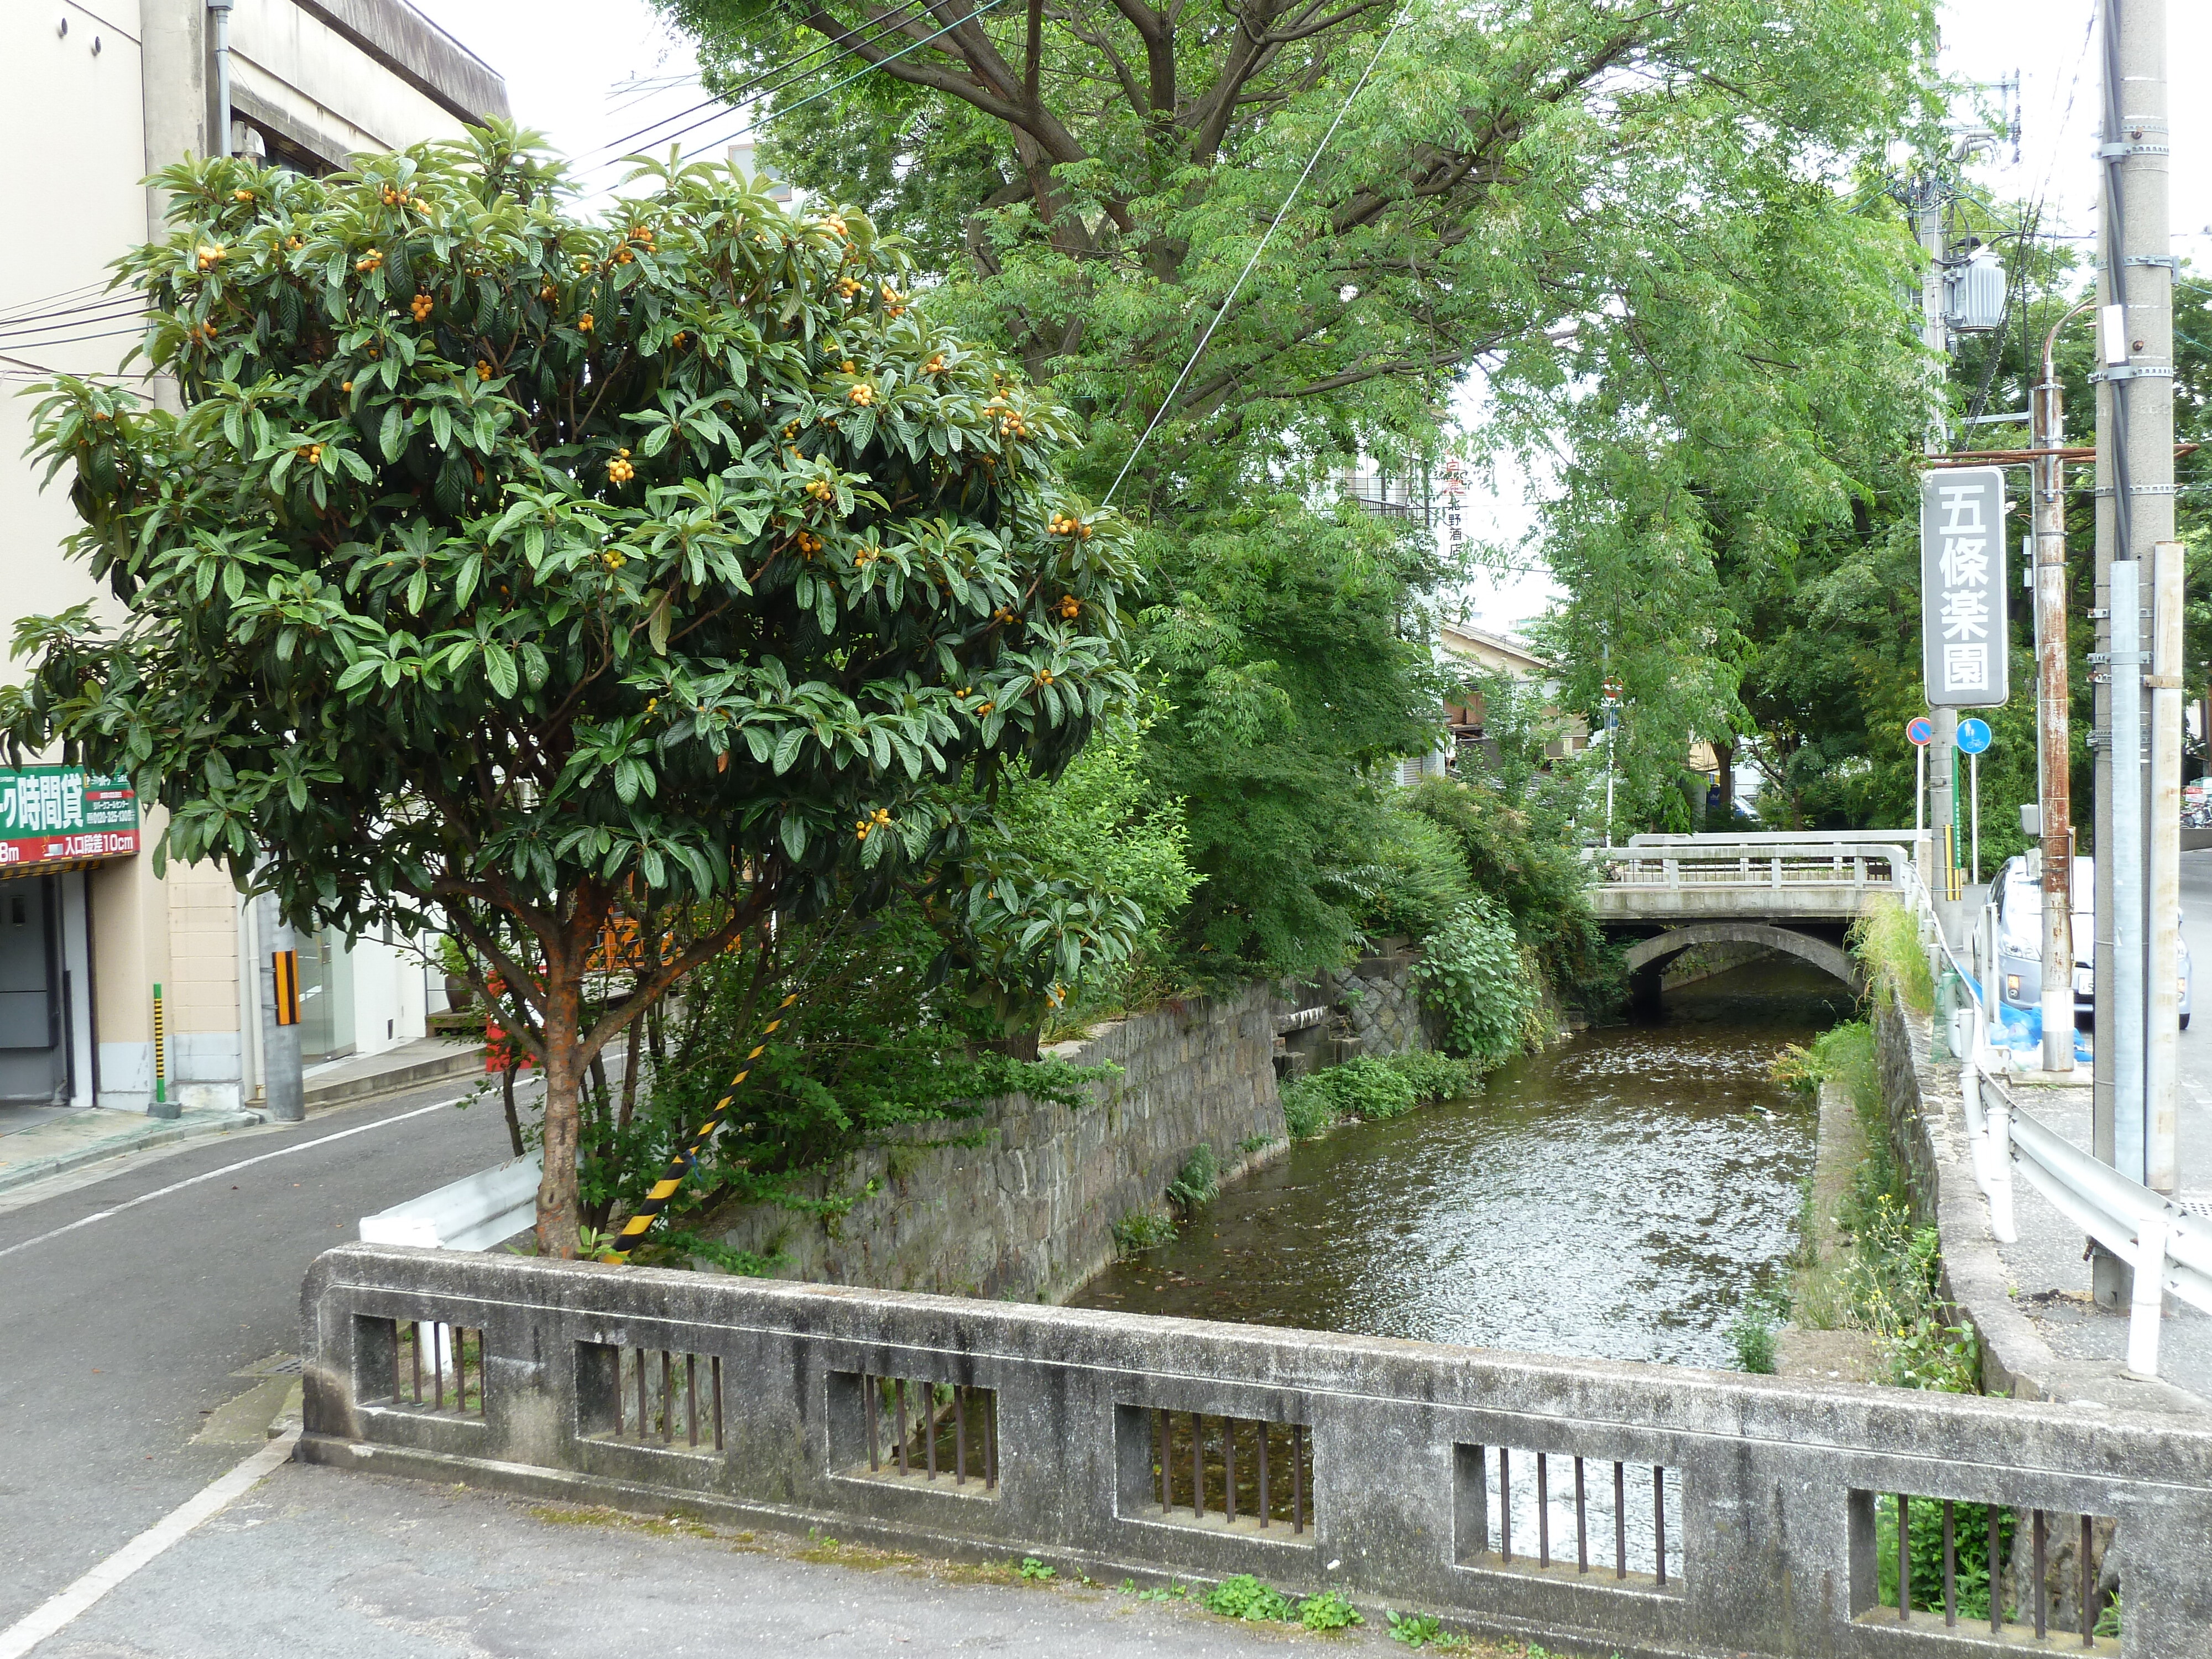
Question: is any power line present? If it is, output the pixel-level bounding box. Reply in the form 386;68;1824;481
574;0;937;167
588;0;1023;184
1103;6;1411;506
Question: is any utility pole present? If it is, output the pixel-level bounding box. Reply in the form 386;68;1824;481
2091;0;2176;1301
258;893;304;1121
1914;187;1963;941
2031;306;2089;1073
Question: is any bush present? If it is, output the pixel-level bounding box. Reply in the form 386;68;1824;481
1165;1143;1220;1211
1203;1574;1294;1621
1282;1079;1340;1140
1411;897;1540;1063
1346;805;1477;942
1279;1058;1418;1141
1111;1211;1178;1254
1853;895;1935;1015
1381;1050;1478;1104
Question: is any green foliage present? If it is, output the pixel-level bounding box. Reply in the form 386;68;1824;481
4;129;1141;1253
1297;1590;1364;1632
1382;1049;1479;1105
1279;1056;1418;1140
628;901;1104;1228
1348;802;1476;943
1854;899;1936;1016
1399;773;1616;1010
1772;1020;1880;1104
1165;1142;1220;1211
1729;1298;1781;1375
1202;1575;1293;1622
1411;898;1539;1063
1133;503;1449;979
1386;1611;1465;1650
984;709;1198;1014
1111;1210;1177;1255
1018;1557;1056;1582
1877;1499;2014;1621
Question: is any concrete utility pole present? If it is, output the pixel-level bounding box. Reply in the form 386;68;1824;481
258;893;304;1122
2031;308;2090;1073
1914;190;1963;941
2091;0;2177;1293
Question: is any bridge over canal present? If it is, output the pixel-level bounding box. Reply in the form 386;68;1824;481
1587;832;1923;1000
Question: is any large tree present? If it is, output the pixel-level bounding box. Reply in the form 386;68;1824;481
5;126;1136;1254
659;0;1938;510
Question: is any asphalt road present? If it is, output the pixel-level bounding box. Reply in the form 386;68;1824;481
0;1078;520;1632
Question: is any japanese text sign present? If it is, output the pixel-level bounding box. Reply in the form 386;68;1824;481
0;766;139;872
1920;467;2009;709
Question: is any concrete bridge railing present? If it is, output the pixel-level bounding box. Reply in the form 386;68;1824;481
302;1243;2212;1656
1586;842;1912;924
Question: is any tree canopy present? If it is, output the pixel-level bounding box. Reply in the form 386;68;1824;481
5;125;1136;1253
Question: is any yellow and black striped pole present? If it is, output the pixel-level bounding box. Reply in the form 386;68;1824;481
602;993;797;1262
152;982;167;1109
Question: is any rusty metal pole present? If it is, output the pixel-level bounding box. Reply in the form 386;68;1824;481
2033;311;2090;1072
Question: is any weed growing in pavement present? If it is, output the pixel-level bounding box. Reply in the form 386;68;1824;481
1018;1557;1056;1581
1297;1589;1364;1631
1203;1575;1295;1621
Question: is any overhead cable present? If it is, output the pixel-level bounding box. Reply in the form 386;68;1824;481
1103;5;1411;506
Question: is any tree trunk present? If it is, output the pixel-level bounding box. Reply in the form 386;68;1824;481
500;1061;523;1158
1714;737;1737;822
534;961;585;1259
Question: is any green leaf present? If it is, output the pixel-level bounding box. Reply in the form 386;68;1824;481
483;641;519;698
378;404;405;462
779;811;809;861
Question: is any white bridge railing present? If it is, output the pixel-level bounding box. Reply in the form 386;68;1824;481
1588;841;1906;892
1909;868;2211;1381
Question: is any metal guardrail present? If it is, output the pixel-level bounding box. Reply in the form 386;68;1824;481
359;1154;540;1253
1910;873;2210;1380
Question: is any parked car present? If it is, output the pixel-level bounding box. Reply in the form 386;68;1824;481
1993;854;2190;1029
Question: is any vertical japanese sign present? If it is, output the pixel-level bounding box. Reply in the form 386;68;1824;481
1921;467;2009;708
0;766;140;870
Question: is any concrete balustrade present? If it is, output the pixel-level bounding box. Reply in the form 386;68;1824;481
301;1243;2212;1657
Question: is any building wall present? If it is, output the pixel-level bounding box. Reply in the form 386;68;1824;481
1;1;504;1112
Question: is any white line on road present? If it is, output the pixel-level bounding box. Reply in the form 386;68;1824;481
0;1430;300;1659
0;1095;471;1262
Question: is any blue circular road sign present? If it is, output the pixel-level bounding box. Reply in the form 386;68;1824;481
1906;717;1934;747
1956;717;1992;755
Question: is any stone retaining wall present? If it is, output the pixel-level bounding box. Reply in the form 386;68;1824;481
1329;949;1433;1057
704;984;1285;1304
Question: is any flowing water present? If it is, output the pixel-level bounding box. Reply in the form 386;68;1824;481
1070;957;1854;1370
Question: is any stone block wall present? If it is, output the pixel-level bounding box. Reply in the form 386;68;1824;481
705;983;1285;1303
1330;950;1434;1057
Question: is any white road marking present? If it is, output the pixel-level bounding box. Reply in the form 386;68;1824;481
0;1431;300;1659
0;1094;472;1262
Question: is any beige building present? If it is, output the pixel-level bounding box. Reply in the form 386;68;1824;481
0;1;505;1112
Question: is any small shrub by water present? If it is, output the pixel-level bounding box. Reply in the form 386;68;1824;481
1112;1210;1177;1255
1383;1049;1478;1103
1411;895;1541;1062
1166;1143;1220;1210
1280;1057;1416;1138
1853;896;1935;1016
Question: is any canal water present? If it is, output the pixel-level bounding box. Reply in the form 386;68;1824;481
1070;957;1854;1371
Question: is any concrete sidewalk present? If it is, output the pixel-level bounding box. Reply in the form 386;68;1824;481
0;1036;484;1198
24;1460;1505;1659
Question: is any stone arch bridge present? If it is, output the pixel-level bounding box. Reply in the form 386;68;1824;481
1587;836;1914;1004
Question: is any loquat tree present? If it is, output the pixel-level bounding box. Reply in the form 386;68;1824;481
4;124;1136;1256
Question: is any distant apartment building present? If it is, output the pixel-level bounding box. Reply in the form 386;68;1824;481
0;1;507;1111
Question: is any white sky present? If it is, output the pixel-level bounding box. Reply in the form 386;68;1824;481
414;0;2205;638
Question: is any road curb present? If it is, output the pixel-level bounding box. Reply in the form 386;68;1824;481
0;1109;263;1197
